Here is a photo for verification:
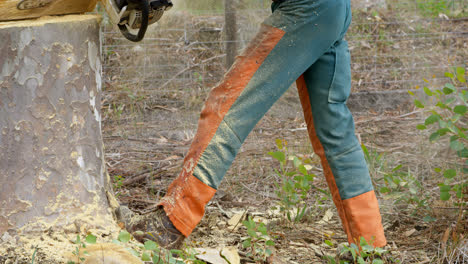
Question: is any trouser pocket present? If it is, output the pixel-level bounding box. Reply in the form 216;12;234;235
328;40;351;104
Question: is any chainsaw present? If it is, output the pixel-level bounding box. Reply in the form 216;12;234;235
101;0;172;42
5;0;171;42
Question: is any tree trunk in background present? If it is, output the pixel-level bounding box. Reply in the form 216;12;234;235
0;15;119;261
224;0;238;69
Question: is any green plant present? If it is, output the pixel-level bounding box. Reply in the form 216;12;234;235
416;0;452;17
324;237;390;264
269;139;323;223
109;230;207;264
409;66;468;206
67;233;97;264
113;175;124;196
31;246;38;264
380;165;430;213
362;144;385;181
241;216;275;263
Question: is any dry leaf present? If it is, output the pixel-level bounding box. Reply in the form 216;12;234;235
193;247;240;264
404;228;417;237
227;213;244;228
317;209;333;225
441;227;451;247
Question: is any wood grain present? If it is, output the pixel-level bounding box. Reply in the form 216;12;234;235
0;0;98;21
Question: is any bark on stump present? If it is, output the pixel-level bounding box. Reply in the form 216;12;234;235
0;15;119;262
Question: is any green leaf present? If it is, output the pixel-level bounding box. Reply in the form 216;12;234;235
437;128;450;136
461;90;468;102
450;140;464;151
362;245;374;252
436;101;448;109
423;215;436;222
445;71;454;78
265;248;273;257
455;185;463;198
372;259;384;264
456;67;466;83
266;240;275;246
445;82;456;89
275;139;283;149
324;240;334;247
434;167;442;172
141;252;151;261
454;105;467;115
416;124;427;130
242;239;251;248
118;230;131;243
268;151;285;163
458;148;468;158
152;254;162;264
357;257;366;264
144;240;158;251
429;132;440;142
443;87;454;95
408;90;415;96
292;156;301;168
443;169;456;179
445;97;456;105
423;86;433;96
391;164;402;172
85;234;97;244
439;184;451;192
425;114;439;125
380;187;390;193
456;67;465;76
440;191;450;201
247;229;257;238
298;164;308;175
414;99;425;108
258;224;268;236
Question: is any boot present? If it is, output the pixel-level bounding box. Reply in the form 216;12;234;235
116;206;185;250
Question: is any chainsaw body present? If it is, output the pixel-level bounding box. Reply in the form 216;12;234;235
102;0;172;42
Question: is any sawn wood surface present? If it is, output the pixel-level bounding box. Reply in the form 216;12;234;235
0;0;98;21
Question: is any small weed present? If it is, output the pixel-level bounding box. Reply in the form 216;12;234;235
113;230;206;264
417;0;450;17
409;66;468;206
241;216;276;263
379;164;430;214
269;139;326;223
67;233;97;264
113;175;124;197
30;246;38;264
363;144;430;215
324;237;393;264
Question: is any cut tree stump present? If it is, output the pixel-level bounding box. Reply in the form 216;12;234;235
0;14;120;262
0;0;98;21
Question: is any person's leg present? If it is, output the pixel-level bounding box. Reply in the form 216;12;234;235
158;0;351;238
296;38;387;246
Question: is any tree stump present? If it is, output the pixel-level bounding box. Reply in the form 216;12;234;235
0;14;119;262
